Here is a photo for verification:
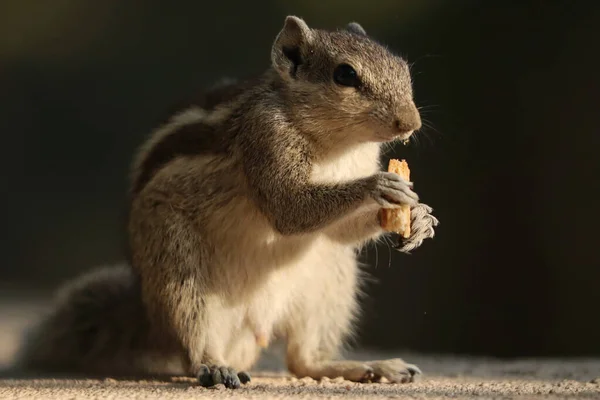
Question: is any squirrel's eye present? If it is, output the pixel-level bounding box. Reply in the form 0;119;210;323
333;64;359;87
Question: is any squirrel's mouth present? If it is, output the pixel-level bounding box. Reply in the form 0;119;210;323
396;130;414;141
373;130;413;144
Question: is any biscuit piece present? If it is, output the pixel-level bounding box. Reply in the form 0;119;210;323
380;159;411;238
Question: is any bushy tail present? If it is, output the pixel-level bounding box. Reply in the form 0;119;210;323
11;264;184;378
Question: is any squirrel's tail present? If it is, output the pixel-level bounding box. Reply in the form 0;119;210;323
11;264;185;379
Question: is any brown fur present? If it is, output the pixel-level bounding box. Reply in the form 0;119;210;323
15;16;438;388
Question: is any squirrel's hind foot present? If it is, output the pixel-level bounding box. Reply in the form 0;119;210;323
366;358;421;383
197;364;251;389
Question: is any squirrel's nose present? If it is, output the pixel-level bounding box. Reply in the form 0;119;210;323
394;103;421;133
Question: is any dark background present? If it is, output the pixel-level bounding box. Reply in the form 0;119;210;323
1;1;599;358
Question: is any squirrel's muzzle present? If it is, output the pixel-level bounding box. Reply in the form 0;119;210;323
394;102;421;134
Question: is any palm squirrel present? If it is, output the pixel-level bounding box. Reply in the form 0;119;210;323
14;16;439;388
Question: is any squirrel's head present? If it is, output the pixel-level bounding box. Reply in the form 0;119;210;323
271;16;421;146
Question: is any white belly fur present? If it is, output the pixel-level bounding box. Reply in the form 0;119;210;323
206;142;381;369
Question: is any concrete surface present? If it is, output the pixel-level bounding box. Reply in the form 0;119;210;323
1;299;599;399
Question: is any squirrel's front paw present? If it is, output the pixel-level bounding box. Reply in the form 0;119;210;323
371;172;419;208
395;203;439;253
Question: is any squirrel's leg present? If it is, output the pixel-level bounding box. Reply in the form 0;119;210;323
284;254;420;383
130;206;250;389
194;316;253;389
283;253;373;382
136;255;251;389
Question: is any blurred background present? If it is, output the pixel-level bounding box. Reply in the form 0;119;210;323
1;0;599;363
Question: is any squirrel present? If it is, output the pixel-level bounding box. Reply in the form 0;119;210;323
14;16;439;388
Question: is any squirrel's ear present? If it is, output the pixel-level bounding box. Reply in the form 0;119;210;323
345;22;367;36
271;16;313;79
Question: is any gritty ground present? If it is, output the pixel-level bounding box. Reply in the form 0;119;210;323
1;298;599;399
2;359;600;400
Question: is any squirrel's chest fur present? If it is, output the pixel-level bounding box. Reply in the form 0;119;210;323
309;143;381;184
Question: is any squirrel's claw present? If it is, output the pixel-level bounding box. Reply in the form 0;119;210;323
394;203;439;254
197;364;251;389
